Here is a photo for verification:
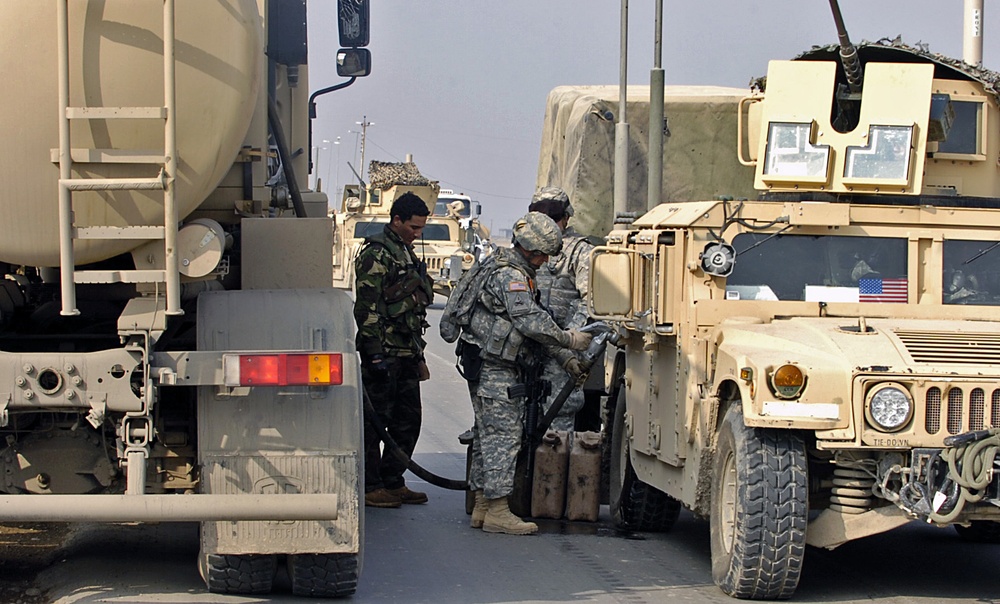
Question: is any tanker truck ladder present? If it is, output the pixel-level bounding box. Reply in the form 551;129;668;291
55;0;181;317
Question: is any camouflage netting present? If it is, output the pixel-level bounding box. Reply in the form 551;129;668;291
790;38;1000;104
368;161;433;190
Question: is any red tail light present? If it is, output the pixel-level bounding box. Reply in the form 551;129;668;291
223;353;343;386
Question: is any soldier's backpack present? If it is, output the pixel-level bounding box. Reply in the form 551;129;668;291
439;254;498;343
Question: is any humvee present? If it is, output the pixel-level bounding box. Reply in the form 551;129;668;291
589;37;1000;600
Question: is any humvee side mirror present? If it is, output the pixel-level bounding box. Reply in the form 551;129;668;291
337;48;371;78
590;249;633;318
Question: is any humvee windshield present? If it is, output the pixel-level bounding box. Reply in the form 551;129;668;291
725;233;1000;306
353;221;452;241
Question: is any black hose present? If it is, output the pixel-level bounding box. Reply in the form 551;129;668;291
267;94;308;218
362;387;468;491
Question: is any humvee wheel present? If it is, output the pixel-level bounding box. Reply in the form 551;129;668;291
710;403;807;600
288;553;360;597
199;552;277;594
954;521;1000;543
609;388;681;532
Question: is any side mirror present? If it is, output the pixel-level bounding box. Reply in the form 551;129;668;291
337;48;371;78
338;0;370;47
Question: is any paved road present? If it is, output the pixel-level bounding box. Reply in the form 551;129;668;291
3;303;1000;603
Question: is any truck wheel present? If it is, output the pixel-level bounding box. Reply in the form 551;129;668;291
710;403;807;600
288;553;360;597
200;552;276;594
609;387;681;532
954;521;1000;543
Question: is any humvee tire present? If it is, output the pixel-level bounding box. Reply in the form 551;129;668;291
288;553;360;597
954;521;1000;543
200;552;277;594
710;403;807;600
609;388;681;532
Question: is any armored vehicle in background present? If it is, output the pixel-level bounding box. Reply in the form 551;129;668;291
0;0;371;596
332;162;479;296
586;23;1000;602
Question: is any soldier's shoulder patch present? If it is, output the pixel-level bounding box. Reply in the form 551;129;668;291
508;281;529;292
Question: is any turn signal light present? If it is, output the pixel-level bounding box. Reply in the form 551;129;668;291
223;353;343;386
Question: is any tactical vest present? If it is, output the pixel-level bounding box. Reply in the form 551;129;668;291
537;236;588;328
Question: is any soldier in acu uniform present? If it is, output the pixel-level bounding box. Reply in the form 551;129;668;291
354;193;435;508
529;187;601;432
457;213;593;535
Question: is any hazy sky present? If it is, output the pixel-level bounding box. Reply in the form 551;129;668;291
306;1;1000;231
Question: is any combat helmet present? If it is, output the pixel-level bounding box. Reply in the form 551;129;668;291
513;212;563;256
531;186;573;217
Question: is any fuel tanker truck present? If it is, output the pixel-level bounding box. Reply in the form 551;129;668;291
554;3;1000;600
0;0;371;596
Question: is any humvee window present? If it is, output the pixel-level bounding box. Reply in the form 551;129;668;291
843;125;912;180
937;100;983;156
763;122;830;179
726;234;907;302
353;220;452;241
943;240;1000;305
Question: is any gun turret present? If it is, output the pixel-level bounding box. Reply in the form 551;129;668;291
829;0;863;95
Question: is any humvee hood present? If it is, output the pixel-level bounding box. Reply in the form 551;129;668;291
715;316;1000;375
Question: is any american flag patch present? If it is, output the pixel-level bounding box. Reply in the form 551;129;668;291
859;278;907;303
509;281;529;292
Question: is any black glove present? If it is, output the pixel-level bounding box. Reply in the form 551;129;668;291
366;353;390;375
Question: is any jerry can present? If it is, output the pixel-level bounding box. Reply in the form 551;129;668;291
565;431;602;522
530;430;570;519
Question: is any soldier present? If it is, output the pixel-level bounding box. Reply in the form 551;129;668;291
528;187;601;432
354;192;435;508
457;213;593;535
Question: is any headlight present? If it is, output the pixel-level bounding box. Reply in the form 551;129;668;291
769;364;805;399
866;384;913;432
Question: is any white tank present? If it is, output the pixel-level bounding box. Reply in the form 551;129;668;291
0;1;261;267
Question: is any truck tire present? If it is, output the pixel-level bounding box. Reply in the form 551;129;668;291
954;521;1000;543
710;403;807;600
609;387;681;532
200;552;276;594
288;553;360;597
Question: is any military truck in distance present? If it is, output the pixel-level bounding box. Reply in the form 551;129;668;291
0;1;369;596
332;163;479;296
590;39;1000;599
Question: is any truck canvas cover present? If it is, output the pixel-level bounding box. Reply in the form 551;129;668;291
536;85;757;237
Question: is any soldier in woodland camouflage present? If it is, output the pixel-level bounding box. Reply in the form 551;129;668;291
529;187;600;432
354;193;435;508
455;213;592;535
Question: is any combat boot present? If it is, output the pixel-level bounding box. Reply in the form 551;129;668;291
482;496;538;535
470;490;487;529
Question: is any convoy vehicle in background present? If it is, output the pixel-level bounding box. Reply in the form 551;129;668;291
578;8;1000;601
332;163;480;296
0;0;371;596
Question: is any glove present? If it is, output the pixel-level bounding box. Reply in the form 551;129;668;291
566;329;593;351
417;360;431;382
562;357;584;380
366;353;389;375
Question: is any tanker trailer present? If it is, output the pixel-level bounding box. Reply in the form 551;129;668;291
0;0;369;596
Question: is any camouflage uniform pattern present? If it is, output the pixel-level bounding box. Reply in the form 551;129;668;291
462;245;572;499
353;225;434;492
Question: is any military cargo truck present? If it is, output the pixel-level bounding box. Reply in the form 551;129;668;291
332;162;479;296
0;1;370;596
586;38;1000;600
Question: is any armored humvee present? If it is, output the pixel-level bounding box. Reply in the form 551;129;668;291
332;162;480;296
587;35;1000;601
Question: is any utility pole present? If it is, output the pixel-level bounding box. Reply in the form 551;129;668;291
355;116;374;179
